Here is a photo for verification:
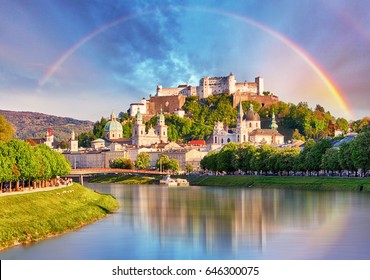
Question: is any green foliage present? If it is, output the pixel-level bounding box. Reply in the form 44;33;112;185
156;154;171;171
122;121;133;138
168;159;180;172
78;131;95;148
135;152;151;169
351;131;370;175
321;148;341;174
185;163;194;173
0;140;71;186
0;114;15;142
110;158;134;169
351;117;370;133
93;117;108;139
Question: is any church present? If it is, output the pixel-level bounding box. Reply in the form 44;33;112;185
132;109;168;146
211;103;284;147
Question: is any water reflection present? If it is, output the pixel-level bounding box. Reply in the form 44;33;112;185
2;184;370;259
115;185;353;258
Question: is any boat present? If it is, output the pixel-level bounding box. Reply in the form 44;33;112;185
159;175;189;187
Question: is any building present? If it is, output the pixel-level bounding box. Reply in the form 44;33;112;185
132;109;168;146
69;130;78;153
129;72;277;117
211;103;284;147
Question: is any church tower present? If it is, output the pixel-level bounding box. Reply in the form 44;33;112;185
270;111;278;130
155;108;168;143
69;130;79;153
132;110;146;146
236;101;248;143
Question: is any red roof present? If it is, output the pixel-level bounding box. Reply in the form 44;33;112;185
188;140;206;146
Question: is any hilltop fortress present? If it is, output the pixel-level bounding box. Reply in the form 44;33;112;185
130;73;279;118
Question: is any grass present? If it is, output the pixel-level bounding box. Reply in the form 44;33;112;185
89;174;159;184
0;183;119;251
187;175;370;191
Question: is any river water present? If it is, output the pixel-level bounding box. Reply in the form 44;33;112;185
1;183;370;260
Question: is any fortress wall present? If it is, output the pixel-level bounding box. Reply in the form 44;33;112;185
232;93;279;108
148;95;187;115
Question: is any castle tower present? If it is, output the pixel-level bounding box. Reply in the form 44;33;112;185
228;72;236;93
69;130;78;153
132;110;146;145
255;76;264;95
156;108;168;143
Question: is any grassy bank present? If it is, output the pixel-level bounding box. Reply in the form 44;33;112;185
0;183;119;251
188;175;370;191
88;173;370;192
89;174;159;184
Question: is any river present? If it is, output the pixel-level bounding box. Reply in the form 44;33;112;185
1;183;370;260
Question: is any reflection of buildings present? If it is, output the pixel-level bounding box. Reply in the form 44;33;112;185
119;186;344;256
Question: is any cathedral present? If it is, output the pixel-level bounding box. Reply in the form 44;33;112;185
132;109;168;146
211;103;284;146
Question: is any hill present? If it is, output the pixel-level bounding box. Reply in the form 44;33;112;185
0;109;94;141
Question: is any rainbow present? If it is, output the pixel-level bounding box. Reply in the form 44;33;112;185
38;6;353;118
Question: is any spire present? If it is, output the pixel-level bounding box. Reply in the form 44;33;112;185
249;103;254;111
71;130;75;141
136;110;142;124
238;96;243;118
110;111;116;121
270;111;278;130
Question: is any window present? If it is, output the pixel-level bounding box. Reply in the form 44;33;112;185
256;123;258;127
227;138;230;143
237;135;240;142
249;123;252;128
215;136;217;143
141;130;143;135
221;139;224;144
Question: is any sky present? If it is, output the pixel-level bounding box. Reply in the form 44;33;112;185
0;0;369;121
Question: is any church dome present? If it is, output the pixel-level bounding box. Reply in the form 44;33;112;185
104;119;123;132
104;111;123;132
243;104;260;121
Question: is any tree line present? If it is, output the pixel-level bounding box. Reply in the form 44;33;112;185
200;131;370;177
0;140;72;192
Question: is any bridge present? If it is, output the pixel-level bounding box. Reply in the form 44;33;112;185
69;168;167;185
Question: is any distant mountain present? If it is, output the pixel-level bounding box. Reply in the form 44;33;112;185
0;109;94;141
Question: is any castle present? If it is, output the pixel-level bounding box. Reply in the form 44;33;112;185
129;73;279;118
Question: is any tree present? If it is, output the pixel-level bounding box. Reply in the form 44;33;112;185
156;154;171;172
321;148;341;175
110;158;134;169
305;139;332;173
168;159;180;172
336;118;349;133
185;163;194;173
78;131;95;148
6;140;39;190
351;131;370;176
135;152;151;169
217;142;238;173
0;114;15;142
338;142;356;176
232;142;256;173
276;147;300;175
93;117;108;139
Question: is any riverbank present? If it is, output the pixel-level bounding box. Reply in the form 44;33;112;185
189;175;370;191
0;183;119;251
89;174;370;192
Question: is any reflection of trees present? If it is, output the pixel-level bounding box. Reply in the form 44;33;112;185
119;186;348;255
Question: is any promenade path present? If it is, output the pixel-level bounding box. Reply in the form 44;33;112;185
0;184;71;197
